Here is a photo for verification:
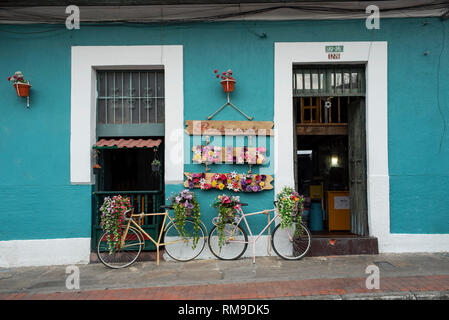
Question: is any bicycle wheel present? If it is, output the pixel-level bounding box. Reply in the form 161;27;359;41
163;218;206;262
271;222;311;260
96;226;143;269
208;223;248;260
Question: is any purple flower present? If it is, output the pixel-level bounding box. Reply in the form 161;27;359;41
188;180;194;189
245;185;252;192
252;185;260;192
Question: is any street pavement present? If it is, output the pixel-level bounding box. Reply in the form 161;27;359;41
0;253;448;300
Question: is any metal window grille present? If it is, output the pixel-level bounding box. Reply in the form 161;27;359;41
293;65;365;97
96;70;165;125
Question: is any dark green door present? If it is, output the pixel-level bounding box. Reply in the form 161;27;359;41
348;97;369;236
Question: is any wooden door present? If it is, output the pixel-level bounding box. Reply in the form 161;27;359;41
348;98;369;236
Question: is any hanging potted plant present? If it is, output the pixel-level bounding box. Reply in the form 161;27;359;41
151;159;161;172
211;194;241;249
275;186;305;238
99;195;132;254
168;190;202;248
214;69;235;93
93;163;102;175
7;71;31;97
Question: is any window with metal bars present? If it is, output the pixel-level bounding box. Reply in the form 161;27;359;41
293;65;365;97
96;70;165;136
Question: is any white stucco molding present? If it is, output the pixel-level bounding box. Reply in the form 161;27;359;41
70;45;184;185
0;238;91;268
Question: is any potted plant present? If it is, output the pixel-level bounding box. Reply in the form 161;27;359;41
168;190;202;248
151;159;161;172
93;163;102;175
275;186;305;238
99;195;132;254
7;71;31;97
214;69;235;93
211;194;241;249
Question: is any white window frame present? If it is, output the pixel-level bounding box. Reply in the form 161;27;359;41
70;45;184;185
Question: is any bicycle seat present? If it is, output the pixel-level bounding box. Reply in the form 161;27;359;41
160;205;174;210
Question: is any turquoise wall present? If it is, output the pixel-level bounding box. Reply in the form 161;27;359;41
1;18;448;242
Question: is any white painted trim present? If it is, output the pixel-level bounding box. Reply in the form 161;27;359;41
274;41;449;253
70;45;184;185
0;238;90;268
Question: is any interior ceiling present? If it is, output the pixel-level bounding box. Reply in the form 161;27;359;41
0;0;447;23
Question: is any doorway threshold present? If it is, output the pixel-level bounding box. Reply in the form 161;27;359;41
307;235;379;257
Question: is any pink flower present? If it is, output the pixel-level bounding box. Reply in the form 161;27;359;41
214;69;218;73
222;71;226;75
7;77;10;81
216;74;219;78
13;75;17;79
227;69;232;74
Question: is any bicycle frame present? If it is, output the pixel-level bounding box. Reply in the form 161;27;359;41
227;207;284;263
120;210;184;265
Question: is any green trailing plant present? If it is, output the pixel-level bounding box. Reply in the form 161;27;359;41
275;186;305;238
99;195;132;254
211;194;241;250
168;190;201;249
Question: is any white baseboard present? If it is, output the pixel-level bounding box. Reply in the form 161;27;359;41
0;238;91;268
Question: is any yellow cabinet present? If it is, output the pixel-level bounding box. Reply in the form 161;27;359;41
327;191;350;231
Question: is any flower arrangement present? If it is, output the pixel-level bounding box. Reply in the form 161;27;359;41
192;145;222;164
275;186;305;237
240;173;267;192
99;195;132;254
214;69;234;81
214;69;235;93
186;172;268;193
7;71;28;85
211;194;242;249
194;145;266;165
168;190;201;248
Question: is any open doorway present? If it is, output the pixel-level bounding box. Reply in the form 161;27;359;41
293;65;368;238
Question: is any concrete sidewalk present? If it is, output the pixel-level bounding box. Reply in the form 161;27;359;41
1;253;448;299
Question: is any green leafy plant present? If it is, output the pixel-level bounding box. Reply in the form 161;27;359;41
168;190;201;249
99;195;132;254
151;159;161;165
211;194;241;250
275;186;305;237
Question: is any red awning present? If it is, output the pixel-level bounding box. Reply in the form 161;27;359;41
94;138;162;149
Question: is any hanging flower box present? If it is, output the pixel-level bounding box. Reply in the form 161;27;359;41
14;83;31;97
220;79;235;93
151;159;161;172
214;69;236;93
7;71;31;97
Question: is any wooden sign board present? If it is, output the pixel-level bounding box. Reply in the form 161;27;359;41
185;120;274;136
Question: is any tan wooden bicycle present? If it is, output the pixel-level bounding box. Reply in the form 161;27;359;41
96;205;207;268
